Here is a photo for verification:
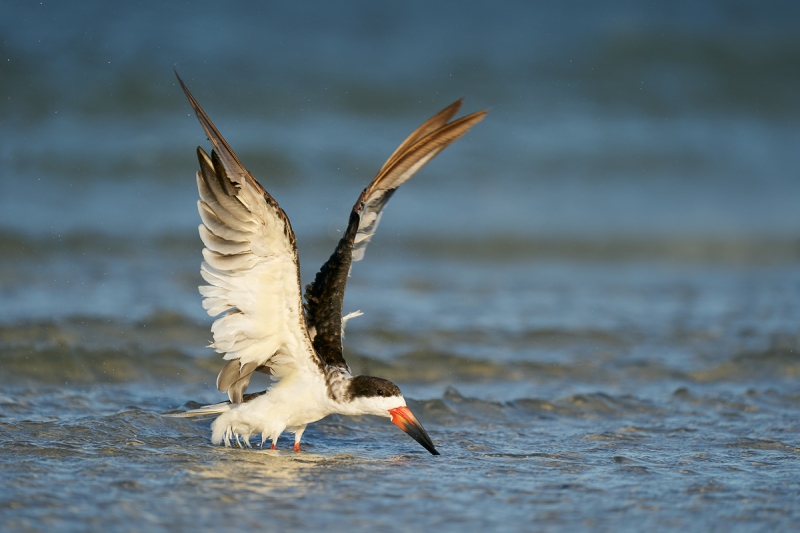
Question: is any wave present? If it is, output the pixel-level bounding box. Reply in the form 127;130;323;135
405;235;800;264
4;227;800;264
3;328;797;390
389;385;799;427
2;313;798;388
0;313;213;385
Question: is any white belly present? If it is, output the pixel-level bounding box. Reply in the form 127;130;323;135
210;376;331;447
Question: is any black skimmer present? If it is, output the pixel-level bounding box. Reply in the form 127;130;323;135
171;72;485;455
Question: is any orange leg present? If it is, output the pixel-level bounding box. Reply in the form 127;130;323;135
270;442;276;450
293;426;307;452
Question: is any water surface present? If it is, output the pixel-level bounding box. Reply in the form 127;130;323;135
2;1;800;531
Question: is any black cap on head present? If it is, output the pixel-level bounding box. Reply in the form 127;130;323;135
346;376;402;401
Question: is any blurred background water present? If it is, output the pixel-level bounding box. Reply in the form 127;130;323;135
1;1;799;531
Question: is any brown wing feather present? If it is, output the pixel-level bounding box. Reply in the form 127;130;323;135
376;99;463;177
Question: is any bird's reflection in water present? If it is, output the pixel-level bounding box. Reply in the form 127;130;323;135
197;450;317;491
187;440;426;498
190;447;356;497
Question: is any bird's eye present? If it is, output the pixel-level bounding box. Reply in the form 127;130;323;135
377;389;384;396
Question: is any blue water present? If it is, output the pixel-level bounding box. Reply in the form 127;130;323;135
2;1;800;531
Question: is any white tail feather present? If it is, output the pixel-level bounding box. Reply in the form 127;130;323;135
166;401;232;418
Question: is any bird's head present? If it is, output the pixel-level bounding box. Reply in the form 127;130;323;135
346;375;439;455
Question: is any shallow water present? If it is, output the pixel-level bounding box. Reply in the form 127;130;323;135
2;1;800;531
3;252;799;531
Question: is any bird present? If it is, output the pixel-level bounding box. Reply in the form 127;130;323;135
170;71;485;455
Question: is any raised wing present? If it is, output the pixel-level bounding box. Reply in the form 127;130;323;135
304;101;487;369
177;72;322;403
